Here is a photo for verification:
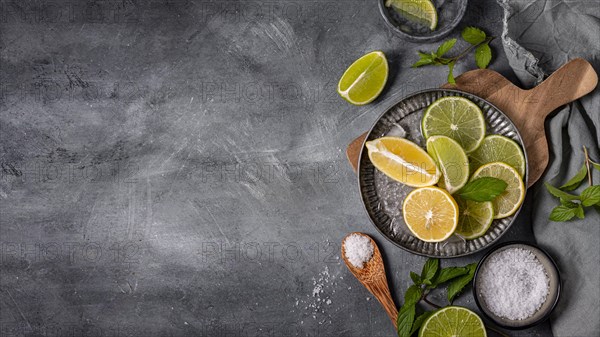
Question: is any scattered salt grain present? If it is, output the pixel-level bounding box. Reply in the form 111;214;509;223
344;234;374;269
478;248;549;320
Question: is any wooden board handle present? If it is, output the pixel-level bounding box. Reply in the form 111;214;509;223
529;58;598;117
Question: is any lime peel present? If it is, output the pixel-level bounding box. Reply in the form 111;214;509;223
337;51;388;106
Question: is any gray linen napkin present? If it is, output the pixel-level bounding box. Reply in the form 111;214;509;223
497;0;600;336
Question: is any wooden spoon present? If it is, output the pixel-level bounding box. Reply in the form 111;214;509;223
341;232;398;325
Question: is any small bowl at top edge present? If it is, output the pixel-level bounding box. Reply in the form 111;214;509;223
377;0;468;43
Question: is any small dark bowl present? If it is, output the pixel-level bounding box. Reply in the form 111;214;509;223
378;0;467;43
473;241;561;330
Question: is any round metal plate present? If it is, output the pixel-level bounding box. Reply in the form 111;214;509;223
358;89;528;258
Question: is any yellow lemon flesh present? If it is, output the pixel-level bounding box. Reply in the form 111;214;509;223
402;186;459;242
366;137;440;187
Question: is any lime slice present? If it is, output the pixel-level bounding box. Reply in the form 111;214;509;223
455;197;494;239
419;306;487;337
337;51;388;106
472;162;525;219
422;96;486;153
426;135;469;194
469;135;526;177
385;0;438;30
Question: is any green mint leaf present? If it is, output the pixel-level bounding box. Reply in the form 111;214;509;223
447;61;456;84
545;182;580;201
418;51;431;58
412;58;435;68
412;52;435;68
560;164;588;191
462;26;487;45
447;263;477;303
549;205;576;222
560;198;580;208
574;204;585;219
581;185;600;206
436;38;457;57
456;177;507;201
431;267;470;287
591;161;600;172
410;271;422;285
396;303;416;337
421;258;439;283
404;284;422;306
475;43;492;69
409;311;433;336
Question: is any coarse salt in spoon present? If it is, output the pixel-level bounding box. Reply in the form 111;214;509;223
341;232;398;324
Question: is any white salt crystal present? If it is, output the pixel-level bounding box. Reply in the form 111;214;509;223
478;248;549;320
344;234;374;269
312;284;323;297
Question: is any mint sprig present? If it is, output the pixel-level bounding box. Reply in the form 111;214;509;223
560;163;588;191
396;259;477;337
412;26;494;83
456;177;507;202
545;146;600;221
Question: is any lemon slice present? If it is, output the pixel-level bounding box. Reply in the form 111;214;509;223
337;51;388;106
402;187;459;242
422;96;486;153
472;162;526;219
366;137;440;187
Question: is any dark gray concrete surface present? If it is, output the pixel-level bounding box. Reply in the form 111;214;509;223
0;0;552;336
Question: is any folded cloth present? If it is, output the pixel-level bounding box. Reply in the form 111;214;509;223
497;0;600;336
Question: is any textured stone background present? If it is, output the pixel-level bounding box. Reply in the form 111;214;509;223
0;0;552;336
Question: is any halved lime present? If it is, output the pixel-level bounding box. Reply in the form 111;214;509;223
426;135;469;194
455;197;494;239
471;162;525;219
385;0;438;30
337;51;388;106
419;306;487;337
469;135;526;177
422;96;486;153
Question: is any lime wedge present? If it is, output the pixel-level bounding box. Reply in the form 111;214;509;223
455;197;494;239
426;135;469;194
469;135;526;177
422;96;486;153
419;306;487;337
337;51;388;106
385;0;438;30
471;162;525;219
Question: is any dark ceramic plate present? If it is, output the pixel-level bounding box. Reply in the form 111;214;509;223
358;89;528;258
378;0;468;42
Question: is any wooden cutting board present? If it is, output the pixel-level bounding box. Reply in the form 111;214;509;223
346;58;598;187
